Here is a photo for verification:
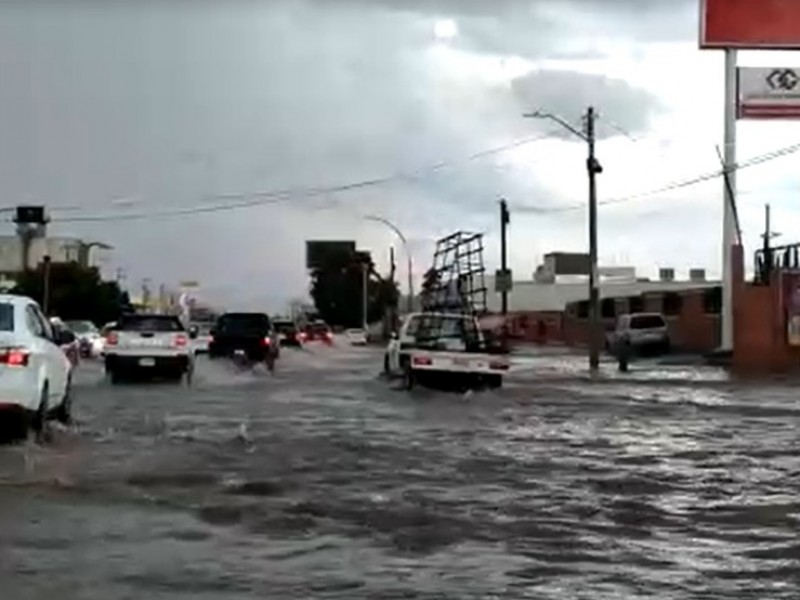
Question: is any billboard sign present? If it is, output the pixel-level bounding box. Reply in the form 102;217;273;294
738;67;800;119
700;0;800;49
305;240;356;269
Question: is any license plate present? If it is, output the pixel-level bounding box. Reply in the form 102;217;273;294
453;357;471;367
234;349;246;356
139;358;156;367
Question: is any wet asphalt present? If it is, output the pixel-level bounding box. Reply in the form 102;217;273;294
0;341;799;599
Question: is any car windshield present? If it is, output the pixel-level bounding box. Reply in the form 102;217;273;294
118;315;184;332
217;313;271;333
66;320;97;334
629;314;666;329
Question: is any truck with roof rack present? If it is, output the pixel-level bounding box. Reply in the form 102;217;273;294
383;231;509;390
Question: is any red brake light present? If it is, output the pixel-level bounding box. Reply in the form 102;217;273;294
174;334;188;347
106;332;119;346
262;337;272;346
0;349;29;367
489;360;509;371
413;355;432;366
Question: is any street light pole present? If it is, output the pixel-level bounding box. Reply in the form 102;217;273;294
364;215;414;314
524;107;603;372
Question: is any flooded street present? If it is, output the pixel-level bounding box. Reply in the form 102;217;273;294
1;343;799;599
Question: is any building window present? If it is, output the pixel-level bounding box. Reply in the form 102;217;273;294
663;292;682;316
703;287;722;314
577;301;589;319
601;298;616;318
628;295;644;313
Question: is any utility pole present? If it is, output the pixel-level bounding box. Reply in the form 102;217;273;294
523;107;603;371
761;203;780;281
500;199;510;316
585;106;603;372
42;255;51;316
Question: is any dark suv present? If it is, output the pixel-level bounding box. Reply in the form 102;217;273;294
208;313;280;362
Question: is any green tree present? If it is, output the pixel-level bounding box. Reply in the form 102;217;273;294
309;251;399;328
12;262;129;325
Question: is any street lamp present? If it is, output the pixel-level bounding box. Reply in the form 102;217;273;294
79;241;113;268
364;215;415;314
524;108;603;372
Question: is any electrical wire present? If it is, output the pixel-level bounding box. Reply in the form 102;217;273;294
40;130;564;223
512;140;800;215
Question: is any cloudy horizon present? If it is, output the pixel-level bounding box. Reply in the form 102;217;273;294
3;1;800;310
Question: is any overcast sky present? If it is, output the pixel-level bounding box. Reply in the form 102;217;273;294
3;0;800;310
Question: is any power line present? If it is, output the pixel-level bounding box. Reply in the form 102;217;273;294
40;130;564;223
512;140;800;215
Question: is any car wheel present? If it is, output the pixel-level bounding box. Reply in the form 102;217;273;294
56;377;73;424
402;363;415;390
31;384;49;443
108;369;122;385
383;354;390;375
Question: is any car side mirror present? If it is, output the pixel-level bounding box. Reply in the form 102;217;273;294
188;326;199;339
390;331;398;340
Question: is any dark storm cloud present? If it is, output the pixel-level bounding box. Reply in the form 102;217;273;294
0;0;683;304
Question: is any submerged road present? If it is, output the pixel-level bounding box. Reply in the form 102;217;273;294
0;342;799;599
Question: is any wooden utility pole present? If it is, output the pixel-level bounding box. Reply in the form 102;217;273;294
585;106;603;372
500;199;510;316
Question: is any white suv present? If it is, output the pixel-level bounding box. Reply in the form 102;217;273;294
104;314;196;384
607;312;671;356
0;294;74;438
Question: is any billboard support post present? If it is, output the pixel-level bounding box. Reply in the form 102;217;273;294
721;48;738;351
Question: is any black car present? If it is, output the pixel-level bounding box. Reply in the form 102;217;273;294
273;319;302;347
208;313;280;362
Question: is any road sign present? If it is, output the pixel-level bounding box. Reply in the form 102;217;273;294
700;0;800;49
494;269;513;293
738;67;800;119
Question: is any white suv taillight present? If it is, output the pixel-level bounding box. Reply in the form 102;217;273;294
0;348;29;367
173;334;188;347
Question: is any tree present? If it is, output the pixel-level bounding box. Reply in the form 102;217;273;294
309;251;399;328
13;262;130;325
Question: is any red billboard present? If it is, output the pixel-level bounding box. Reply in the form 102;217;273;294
701;0;800;49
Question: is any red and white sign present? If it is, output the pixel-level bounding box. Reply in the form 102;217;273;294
738;67;800;119
701;0;800;49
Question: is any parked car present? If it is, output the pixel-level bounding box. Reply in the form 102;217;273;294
65;319;103;358
0;295;74;438
344;328;368;345
104;314;197;383
606;312;671;356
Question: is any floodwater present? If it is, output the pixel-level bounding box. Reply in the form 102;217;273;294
0;343;798;599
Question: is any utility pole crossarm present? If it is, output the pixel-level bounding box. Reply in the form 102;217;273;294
523;111;587;141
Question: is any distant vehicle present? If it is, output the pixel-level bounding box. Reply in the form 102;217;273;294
0;295;74;438
104;314;197;384
189;322;213;354
65;319;102;358
303;321;333;344
51;318;80;367
606;312;671;356
208;312;279;370
385;312;509;390
273;319;304;347
344;328;368;346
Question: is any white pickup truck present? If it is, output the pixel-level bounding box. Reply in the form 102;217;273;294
384;312;509;390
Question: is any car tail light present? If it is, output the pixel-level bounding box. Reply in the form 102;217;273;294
174;334;188;347
106;332;119;346
413;355;432;366
489;360;509;371
262;337;272;346
0;348;29;367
